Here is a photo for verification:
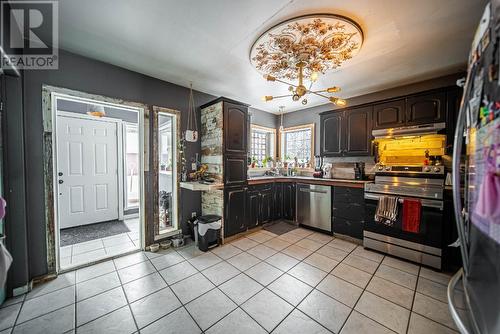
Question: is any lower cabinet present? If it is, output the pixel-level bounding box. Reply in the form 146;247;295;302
332;186;365;239
273;183;283;220
246;184;274;227
282;183;296;221
224;186;247;237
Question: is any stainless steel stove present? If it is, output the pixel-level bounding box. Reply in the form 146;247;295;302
363;164;446;269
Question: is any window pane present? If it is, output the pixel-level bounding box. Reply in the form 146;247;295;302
283;128;312;163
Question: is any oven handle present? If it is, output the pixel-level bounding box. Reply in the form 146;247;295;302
364;193;443;210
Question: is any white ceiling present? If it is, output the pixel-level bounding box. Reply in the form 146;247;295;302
58;0;486;113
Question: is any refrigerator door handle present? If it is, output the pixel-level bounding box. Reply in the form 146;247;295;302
452;68;475;274
447;269;471;334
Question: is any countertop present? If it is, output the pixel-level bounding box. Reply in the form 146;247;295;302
247;176;372;188
180;181;224;191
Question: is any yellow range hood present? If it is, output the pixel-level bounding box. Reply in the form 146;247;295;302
372;122;446;138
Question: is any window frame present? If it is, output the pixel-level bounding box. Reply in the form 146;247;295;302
250;124;276;164
279;123;315;163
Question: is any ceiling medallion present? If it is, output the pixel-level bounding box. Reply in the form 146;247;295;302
250;14;363;106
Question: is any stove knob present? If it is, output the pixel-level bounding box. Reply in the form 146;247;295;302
424;166;431;172
385;166;391;171
378;166;384;171
433;166;441;173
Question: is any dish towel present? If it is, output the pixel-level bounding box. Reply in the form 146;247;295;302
402;198;422;233
0;243;12;288
375;196;399;226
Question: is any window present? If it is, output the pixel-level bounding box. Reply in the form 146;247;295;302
124;123;139;209
280;124;314;163
250;125;276;163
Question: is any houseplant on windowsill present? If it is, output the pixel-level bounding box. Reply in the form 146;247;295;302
263;156;274;168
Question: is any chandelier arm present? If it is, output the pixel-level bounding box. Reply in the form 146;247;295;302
274;78;298;88
272;94;294;99
307;91;331;99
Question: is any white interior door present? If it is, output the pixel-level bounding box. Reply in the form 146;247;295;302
57;115;119;229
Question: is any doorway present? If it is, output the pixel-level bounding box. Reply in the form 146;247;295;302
49;91;145;271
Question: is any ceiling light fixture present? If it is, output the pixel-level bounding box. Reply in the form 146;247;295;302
250;14;363;106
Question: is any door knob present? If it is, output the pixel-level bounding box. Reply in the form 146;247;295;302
58;180;64;184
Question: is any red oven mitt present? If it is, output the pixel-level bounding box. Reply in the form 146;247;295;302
402;198;421;233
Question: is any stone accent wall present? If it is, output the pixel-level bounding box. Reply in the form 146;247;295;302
201;190;224;218
201;101;223;181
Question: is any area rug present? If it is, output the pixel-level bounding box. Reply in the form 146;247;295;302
263;220;298;235
60;220;130;246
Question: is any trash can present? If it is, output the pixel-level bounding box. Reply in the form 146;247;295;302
196;215;222;252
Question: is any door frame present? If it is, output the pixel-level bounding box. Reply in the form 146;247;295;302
42;85;147;273
56;110;125;224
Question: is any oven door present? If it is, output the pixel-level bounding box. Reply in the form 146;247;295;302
364;193;444;249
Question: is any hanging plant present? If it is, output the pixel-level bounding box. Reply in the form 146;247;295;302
185;82;198;142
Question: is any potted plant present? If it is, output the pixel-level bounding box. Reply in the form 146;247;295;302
251;157;257;168
262;157;268;167
265;156;274;168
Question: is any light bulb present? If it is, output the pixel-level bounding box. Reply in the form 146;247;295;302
261;95;273;102
310;72;319;82
292;94;300;101
326;86;341;93
336;98;347;106
302;99;308;105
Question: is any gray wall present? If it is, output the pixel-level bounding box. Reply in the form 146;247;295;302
281;73;464;155
249;107;278;128
23;50;216;278
57;99;139;123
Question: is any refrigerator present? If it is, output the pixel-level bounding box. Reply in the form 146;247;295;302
449;2;500;333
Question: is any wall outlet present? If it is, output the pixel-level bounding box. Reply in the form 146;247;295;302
191;212;197;218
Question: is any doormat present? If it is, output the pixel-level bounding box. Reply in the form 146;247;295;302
60;220;130;247
263;220;298;235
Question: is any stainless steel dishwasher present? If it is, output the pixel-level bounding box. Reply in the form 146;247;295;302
296;183;332;233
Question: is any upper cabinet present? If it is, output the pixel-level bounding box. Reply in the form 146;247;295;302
344;106;372;156
373;99;405;129
321;111;343;156
405;91;446;125
224;102;248;154
320;86;459;157
320;106;372;157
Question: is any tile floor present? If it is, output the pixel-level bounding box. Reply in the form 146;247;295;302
0;228;463;334
59;218;140;270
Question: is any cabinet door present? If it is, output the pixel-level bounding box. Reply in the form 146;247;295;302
282;183;296;221
445;88;463;154
224;154;247;186
373;99;405;129
332;217;363;240
224;102;248;154
260;190;274;224
406;91;446;125
246;190;260;229
224;187;247;237
273;183;283;220
320;111;343;156
344;106;372;156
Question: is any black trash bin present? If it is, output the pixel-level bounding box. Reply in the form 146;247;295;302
196;215;221;252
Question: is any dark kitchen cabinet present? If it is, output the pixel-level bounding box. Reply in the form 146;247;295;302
445;87;463;154
406;91;446;125
246;189;260;228
282;182;296;221
224;154;247;187
246;184;274;227
320;106;372;157
332;186;365;239
260;188;274;224
344;106;372;156
321;111;343;156
273;183;283;219
224;186;247;237
224;102;248;154
373;99;405;129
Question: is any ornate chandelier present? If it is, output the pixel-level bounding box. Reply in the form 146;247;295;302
250;14;363;106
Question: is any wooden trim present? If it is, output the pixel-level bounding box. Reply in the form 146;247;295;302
279;123;315;162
